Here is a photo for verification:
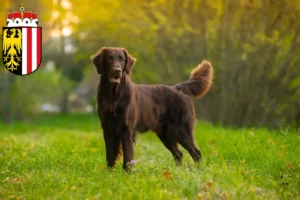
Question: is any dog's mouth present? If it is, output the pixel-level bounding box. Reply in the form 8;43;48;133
109;75;121;84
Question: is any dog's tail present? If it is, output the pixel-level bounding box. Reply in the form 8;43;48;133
174;60;213;99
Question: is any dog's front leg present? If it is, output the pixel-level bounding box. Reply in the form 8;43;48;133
103;132;121;168
121;131;135;170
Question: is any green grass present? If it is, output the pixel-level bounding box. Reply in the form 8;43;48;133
0;114;299;200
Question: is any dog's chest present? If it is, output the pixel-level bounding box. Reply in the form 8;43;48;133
98;100;126;119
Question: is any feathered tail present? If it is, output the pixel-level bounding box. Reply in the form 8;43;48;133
174;60;213;99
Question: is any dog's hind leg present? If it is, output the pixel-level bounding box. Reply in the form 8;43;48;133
157;133;183;166
177;133;202;162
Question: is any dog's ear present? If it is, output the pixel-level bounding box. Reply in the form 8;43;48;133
90;48;106;75
122;49;136;76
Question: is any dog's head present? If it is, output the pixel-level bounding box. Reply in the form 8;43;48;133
90;47;136;84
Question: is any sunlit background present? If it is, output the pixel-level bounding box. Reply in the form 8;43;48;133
0;0;299;129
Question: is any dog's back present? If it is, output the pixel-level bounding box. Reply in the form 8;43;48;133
134;84;195;134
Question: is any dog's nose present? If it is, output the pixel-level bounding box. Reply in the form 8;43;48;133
114;68;122;73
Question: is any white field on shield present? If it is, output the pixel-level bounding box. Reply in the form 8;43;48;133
22;28;27;75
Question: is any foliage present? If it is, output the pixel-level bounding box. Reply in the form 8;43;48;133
72;0;300;128
0;0;300;128
0;114;299;199
0;68;74;120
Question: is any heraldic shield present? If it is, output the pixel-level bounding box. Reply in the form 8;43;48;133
2;27;42;75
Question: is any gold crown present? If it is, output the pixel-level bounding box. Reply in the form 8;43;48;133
6;3;39;27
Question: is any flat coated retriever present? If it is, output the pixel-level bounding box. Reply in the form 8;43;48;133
91;47;213;170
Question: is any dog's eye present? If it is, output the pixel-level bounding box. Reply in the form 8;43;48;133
120;57;125;62
108;56;113;62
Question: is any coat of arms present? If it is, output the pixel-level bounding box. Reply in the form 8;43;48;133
2;4;42;75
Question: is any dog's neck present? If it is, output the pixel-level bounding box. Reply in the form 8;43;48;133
98;74;133;103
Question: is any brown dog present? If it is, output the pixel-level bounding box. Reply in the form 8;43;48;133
91;47;213;170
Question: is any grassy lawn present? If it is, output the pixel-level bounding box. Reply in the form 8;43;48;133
0;114;299;200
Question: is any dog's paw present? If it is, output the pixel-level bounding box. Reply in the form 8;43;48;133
123;160;137;172
127;160;137;166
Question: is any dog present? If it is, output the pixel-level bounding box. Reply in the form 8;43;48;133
91;47;213;170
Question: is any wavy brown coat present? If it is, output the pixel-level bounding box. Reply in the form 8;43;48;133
91;47;213;170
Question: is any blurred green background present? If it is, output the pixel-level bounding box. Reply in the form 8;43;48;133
0;0;299;129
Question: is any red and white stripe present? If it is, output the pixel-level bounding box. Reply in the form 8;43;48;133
22;28;41;75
